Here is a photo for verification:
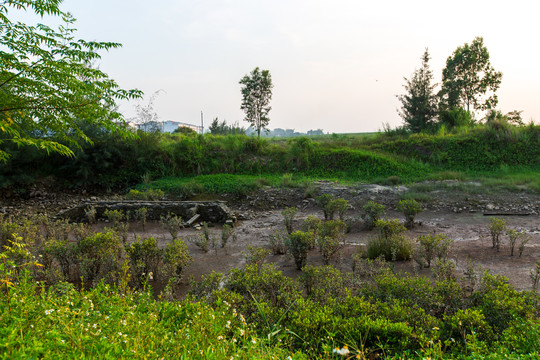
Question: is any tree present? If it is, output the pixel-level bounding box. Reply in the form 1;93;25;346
440;37;502;114
397;49;438;133
239;67;273;139
0;0;141;162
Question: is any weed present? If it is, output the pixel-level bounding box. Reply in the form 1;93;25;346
506;229;526;257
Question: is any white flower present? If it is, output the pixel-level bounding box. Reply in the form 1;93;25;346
333;346;350;356
251;338;256;344
45;309;54;315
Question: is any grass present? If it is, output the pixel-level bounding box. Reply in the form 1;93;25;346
0;276;304;359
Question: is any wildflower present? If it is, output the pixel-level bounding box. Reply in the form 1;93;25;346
239;329;245;336
149;272;154;280
333;346;350;356
251;338;256;344
45;309;54;315
118;332;123;336
433;326;439;330
217;336;223;340
226;320;231;328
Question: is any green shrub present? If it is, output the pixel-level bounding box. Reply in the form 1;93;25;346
42;239;77;281
103;209;125;228
281;207;297;234
162;238;192;283
506;228;526;257
367;219;412;261
362;200;386;230
489;217;506;251
243;246;270;271
127;237;162;284
160;213;184;239
415;234;454;268
397;199;422;228
300;265;352;303
268;231;287;255
316;194;334;220
134;207;148;231
285;231;315;270
125;188;164;201
76;232;123;285
317;220;346;265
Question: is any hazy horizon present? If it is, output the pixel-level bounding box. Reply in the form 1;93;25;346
11;0;540;133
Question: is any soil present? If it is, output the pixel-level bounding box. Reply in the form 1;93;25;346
2;181;540;293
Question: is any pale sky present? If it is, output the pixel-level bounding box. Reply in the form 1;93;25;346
13;0;540;133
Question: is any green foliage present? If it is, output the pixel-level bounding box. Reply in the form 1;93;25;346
285;231;315;270
125;188;164;201
506;228;526;257
368;219;412;261
397;49;439;132
162;238;192;283
362;200;386;230
268;231;287;255
127;237;161;284
221;224;235;249
488;217;506;251
440;36;502;113
415;234;453;268
76;232;123;285
159;213;183;239
324;198;349;221
281;207;297;234
239;67;273;138
134;207;148;231
315;194;333;220
316;220;346;265
397;198;423;228
0;0;142;162
243;246;270;270
103;209;125;228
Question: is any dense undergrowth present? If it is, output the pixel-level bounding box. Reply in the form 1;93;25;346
4;121;540;193
1;213;539;359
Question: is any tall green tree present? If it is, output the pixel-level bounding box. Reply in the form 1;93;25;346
440;36;502;114
0;0;141;162
239;67;273;139
397;49;438;133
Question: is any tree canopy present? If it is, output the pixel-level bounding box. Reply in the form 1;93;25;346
239;67;273;139
397;49;438;133
440;36;502;114
0;0;141;162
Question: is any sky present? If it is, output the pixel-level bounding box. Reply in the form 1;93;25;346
11;0;540;133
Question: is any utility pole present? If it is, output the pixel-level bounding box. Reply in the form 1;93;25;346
200;111;204;135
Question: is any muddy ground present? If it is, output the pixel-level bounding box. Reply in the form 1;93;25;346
2;181;540;293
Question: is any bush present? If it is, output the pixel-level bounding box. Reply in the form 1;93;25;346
76;232;123;285
160;213;184;239
281;207;297;234
127;237;162;285
317;220;346;265
367;219;412;261
285;231;315;270
489;217;506;251
397;199;422;228
268;231;287;255
162;238;192;283
125;188;164;201
315;194;333;220
415;234;454;268
506;228;526;257
362;201;386;230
